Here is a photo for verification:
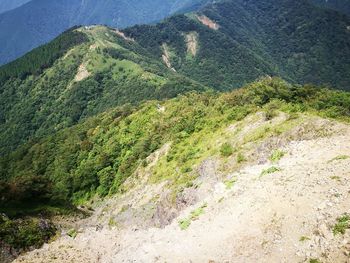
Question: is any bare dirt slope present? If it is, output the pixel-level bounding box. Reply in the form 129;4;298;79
15;113;350;263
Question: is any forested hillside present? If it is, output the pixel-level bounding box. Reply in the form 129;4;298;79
124;0;350;90
2;77;350;211
1;0;350;155
0;0;350;261
0;26;205;154
1;77;350;261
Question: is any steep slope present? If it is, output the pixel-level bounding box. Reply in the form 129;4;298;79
311;0;350;15
1;78;350;262
0;0;210;65
14;115;350;263
0;26;205;154
0;0;30;13
124;0;350;90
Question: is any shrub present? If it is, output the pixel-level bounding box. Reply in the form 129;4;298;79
237;152;246;163
0;216;56;250
224;178;237;189
260;166;281;177
333;214;350;235
269;150;286;163
220;143;234;157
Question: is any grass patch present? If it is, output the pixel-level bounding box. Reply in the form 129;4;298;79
224;178;237;190
299;235;311;242
178;203;207;230
179;218;191;230
309;259;321;263
269;149;286;163
220;143;234;157
108;217;118;227
330;175;341;181
237;152;246;163
333;214;350;235
244;125;271;143
260;166;281;177
328;155;349;163
67;228;78;239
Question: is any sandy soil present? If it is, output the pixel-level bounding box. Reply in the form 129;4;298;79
113;29;134;42
161;44;176;72
196;15;220;30
186;32;198;57
74;62;90;82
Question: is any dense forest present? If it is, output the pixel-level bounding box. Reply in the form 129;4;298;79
0;26;206;154
1;77;350;210
124;0;350;90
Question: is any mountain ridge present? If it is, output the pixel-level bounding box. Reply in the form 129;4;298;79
0;0;211;65
1;1;350;261
0;0;350;155
0;0;30;13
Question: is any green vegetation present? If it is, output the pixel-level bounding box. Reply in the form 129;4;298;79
0;26;205;154
1;0;350;256
236;152;246;163
328;155;350;163
179;218;192;230
309;259;321;263
0;28;88;83
179;203;207;230
269;150;286;163
67;228;78;239
260;166;282;177
220;143;234;157
125;0;350;90
1;77;350;251
0;215;56;250
1;77;350;211
299;236;311;242
224;178;237;190
330;176;341;181
333;214;350;235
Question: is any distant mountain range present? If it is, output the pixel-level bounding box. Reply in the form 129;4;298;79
0;0;30;13
311;0;350;15
0;0;210;65
1;0;349;66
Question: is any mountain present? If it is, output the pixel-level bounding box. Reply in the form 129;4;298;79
1;0;350;261
0;26;206;154
0;0;30;13
0;0;209;65
0;0;349;155
124;0;350;90
1;77;350;262
311;0;350;15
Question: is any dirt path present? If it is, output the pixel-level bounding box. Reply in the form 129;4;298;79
15;116;350;263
